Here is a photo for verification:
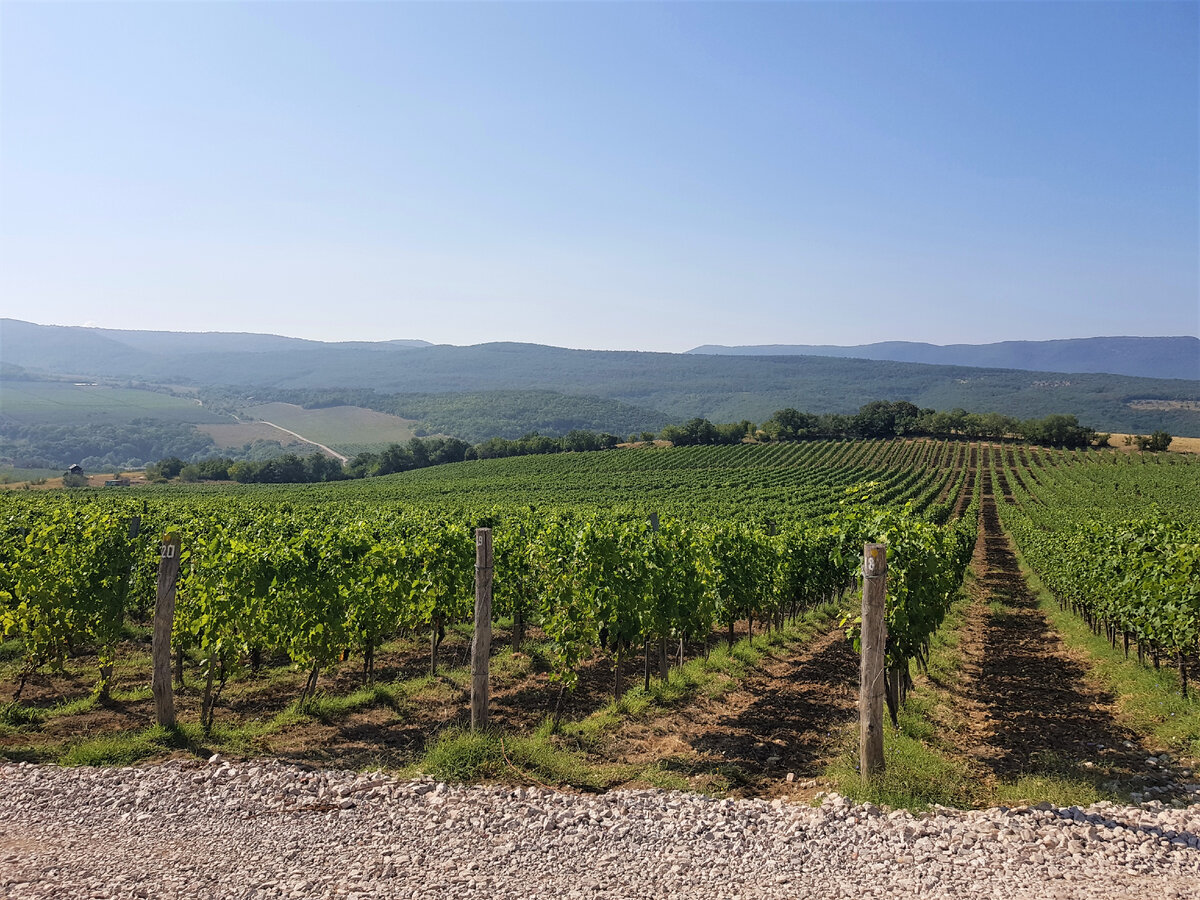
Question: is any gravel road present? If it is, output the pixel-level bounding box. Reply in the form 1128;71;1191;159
2;758;1198;899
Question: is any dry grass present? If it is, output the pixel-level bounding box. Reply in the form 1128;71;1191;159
1105;433;1200;454
0;471;149;492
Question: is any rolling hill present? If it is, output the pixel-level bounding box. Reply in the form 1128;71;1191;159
3;319;1198;437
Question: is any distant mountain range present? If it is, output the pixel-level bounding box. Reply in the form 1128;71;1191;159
3;319;1198;437
0;319;433;371
689;337;1200;382
84;327;434;355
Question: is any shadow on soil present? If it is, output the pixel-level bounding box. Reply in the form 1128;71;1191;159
958;462;1189;801
690;633;860;782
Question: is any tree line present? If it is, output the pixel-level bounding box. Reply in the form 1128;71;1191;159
643;402;1120;448
143;401;1168;486
753;401;1108;447
146;431;623;484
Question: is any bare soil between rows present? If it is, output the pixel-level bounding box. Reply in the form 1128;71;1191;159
946;452;1194;799
591;626;860;798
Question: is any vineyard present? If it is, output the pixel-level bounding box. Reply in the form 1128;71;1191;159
0;438;1196;794
992;445;1200;696
152;437;975;521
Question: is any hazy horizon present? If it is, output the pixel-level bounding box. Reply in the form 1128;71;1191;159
6;316;1199;357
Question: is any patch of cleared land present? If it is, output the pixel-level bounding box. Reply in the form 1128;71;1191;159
241;403;425;455
0;381;230;425
1106;433;1200;454
1127;399;1200;412
0;470;148;491
0;467;61;484
196;422;315;453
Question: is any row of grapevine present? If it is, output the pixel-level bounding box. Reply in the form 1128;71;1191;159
1;478;978;728
0;505;152;700
995;449;1200;695
839;485;980;722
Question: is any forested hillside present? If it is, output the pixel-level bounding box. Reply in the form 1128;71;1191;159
3;320;1198;436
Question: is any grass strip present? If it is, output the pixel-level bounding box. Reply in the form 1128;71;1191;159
413;601;845;792
823;587;981;810
1018;558;1200;760
827;550;1200;812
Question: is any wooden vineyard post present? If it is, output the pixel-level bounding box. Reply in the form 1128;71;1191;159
471;528;494;732
860;543;887;781
152;532;182;728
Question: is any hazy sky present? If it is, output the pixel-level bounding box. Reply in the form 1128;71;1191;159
1;1;1196;351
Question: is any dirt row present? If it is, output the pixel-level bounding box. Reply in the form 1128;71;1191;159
949;449;1191;797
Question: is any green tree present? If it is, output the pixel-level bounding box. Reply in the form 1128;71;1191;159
761;408;817;441
1148;430;1172;452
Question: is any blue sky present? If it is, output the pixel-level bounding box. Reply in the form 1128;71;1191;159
1;1;1196;351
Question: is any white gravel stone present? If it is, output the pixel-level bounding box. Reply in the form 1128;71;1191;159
0;764;1197;898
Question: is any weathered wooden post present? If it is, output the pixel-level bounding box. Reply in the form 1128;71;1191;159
860;543;887;780
471;527;493;731
152;532;182;728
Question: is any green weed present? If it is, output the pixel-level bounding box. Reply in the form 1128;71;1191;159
299;684;406;721
1021;563;1200;758
46;695;98;718
0;638;24;663
827;727;979;810
421;726;610;790
0;701;45;727
58;725;192;767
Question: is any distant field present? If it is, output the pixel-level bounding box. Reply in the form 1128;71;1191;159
240;403;424;456
0;382;231;425
196;422;315;453
1127;400;1200;412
